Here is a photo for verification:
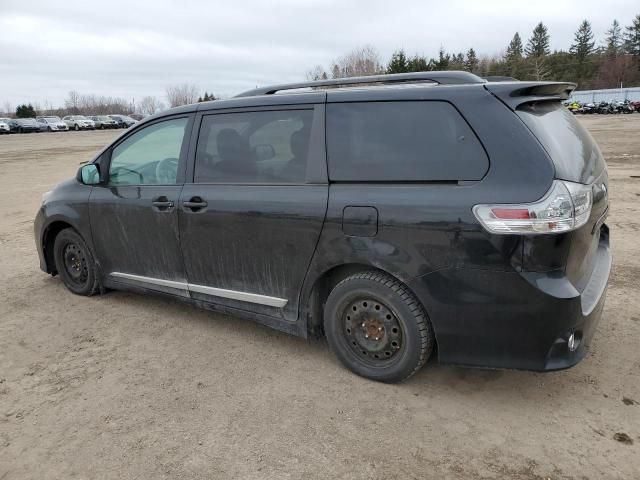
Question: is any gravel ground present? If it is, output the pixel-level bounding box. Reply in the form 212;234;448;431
0;117;639;479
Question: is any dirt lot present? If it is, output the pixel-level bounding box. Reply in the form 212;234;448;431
0;117;639;480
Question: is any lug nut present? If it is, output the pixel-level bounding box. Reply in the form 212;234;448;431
365;334;369;339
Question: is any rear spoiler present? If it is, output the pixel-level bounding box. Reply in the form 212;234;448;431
484;81;576;110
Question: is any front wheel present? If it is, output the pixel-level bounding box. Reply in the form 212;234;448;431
53;228;99;296
74;124;80;131
324;271;434;383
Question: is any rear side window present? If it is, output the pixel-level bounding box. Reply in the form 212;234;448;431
326;101;488;181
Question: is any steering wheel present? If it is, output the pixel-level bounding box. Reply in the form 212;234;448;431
155;157;179;184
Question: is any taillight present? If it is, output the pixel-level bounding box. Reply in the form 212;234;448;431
473;180;592;234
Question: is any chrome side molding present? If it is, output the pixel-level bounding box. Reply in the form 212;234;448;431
109;272;288;308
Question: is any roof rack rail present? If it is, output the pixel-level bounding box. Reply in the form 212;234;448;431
235;71;486;97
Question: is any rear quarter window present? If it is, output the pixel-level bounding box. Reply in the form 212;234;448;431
516;102;605;184
326;101;488;181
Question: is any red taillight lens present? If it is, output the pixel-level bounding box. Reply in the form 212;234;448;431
490;208;531;220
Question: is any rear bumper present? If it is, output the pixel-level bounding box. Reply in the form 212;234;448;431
408;227;611;371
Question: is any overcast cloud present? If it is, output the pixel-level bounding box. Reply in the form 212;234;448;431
1;0;638;108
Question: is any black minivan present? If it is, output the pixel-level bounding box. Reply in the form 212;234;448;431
34;72;611;383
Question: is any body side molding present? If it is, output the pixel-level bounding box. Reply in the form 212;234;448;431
109;272;288;308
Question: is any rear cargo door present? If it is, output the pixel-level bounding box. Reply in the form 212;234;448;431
516;101;609;289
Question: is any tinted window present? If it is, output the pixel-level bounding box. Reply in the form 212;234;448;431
109;118;188;186
516;102;605;184
195;109;313;184
326;101;488;181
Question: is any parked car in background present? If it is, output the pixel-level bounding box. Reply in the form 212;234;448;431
129;113;147;121
108;114;137;128
9;118;41;133
63;115;95;131
36;116;69;132
89;115;118;129
0;118;11;134
35;72;611;383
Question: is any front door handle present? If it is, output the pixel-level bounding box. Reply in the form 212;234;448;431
183;197;208;211
152;196;174;211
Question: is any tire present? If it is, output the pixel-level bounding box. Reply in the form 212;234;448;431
74;124;80;131
48;126;53;132
18;127;23;134
324;270;434;383
53;228;99;296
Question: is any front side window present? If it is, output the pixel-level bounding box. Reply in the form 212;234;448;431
108;117;188;186
326;101;488;181
194;109;314;184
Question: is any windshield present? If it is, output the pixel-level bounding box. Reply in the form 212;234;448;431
74;116;88;120
45;117;61;122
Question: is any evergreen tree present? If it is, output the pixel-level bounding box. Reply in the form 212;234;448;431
623;14;640;56
464;48;478;72
570;20;595;61
387;50;409;73
16;104;36;118
604;19;623;55
434;47;450;70
407;54;429;72
506;33;523;60
450;52;465;70
525;22;551;57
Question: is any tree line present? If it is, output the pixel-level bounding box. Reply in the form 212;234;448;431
308;14;640;89
3;84;218;118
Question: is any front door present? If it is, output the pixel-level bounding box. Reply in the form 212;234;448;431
90;115;192;297
179;106;328;319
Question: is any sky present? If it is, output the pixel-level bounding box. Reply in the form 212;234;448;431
1;0;638;109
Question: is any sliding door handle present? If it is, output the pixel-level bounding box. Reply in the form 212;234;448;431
183;197;208;211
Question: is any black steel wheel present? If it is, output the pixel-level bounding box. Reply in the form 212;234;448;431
342;298;403;365
324;271;434;383
53;228;99;296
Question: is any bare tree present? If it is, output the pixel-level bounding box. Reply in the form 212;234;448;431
138;96;162;115
306;45;384;81
306;65;328;81
330;45;384;78
166;84;199;108
65;90;81;114
2;101;12;116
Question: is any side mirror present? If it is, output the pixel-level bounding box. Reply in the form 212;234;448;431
77;164;100;185
254;144;275;161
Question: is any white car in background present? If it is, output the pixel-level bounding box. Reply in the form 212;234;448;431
62;115;95;131
0;118;10;134
36;116;69;132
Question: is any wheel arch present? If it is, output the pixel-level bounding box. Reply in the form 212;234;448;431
302;262;428;338
41;220;76;275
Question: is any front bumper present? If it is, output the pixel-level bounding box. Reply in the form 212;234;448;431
408;227;611;371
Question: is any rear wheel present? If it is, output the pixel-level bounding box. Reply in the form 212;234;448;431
53;228;99;296
324;271;434;383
